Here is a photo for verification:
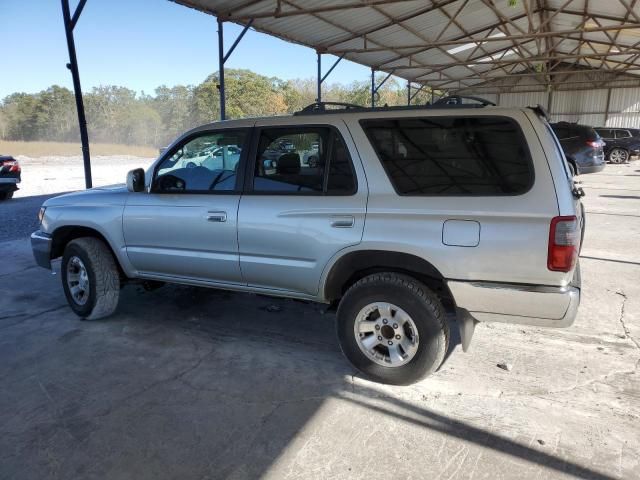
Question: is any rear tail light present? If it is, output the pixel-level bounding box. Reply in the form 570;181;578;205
1;160;20;173
548;216;580;272
586;140;603;148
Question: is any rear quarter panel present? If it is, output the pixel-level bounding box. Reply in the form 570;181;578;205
344;108;574;287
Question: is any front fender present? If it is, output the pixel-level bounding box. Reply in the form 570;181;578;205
45;204;137;277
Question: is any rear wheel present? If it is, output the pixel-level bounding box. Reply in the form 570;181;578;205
609;148;629;164
0;191;13;201
61;237;120;319
336;273;449;385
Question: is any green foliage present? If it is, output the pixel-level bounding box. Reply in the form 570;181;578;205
0;69;429;147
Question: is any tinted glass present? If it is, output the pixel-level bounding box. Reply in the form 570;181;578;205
154;131;246;192
253;127;356;195
597;129;613;139
615;130;631;139
327;134;356;194
361;117;533;196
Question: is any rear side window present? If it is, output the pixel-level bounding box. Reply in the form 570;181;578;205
597;129;613;139
360;117;533;196
615;130;631;139
252;127;356;195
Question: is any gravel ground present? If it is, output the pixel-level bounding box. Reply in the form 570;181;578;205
0;155;154;242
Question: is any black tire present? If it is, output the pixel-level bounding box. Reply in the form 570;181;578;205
336;273;449;385
0;190;13;201
61;237;120;320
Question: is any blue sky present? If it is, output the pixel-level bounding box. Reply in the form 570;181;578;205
1;0;374;98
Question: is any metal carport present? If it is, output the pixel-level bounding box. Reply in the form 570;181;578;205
61;0;640;187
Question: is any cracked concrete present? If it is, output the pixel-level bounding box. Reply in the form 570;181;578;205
1;163;640;479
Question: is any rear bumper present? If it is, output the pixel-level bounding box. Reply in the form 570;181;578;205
31;230;52;269
0;177;19;191
578;164;605;174
448;280;580;328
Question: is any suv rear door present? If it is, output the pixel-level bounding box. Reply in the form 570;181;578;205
237;119;367;296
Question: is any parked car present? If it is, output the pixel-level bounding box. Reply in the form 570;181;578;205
627;128;640;138
0;155;21;200
594;128;640;163
31;99;583;385
550;122;605;174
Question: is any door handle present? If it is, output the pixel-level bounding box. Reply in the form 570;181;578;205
331;215;355;228
207;211;227;222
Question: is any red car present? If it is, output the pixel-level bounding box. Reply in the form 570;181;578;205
0;155;21;200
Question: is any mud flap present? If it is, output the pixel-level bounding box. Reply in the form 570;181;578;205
457;308;478;352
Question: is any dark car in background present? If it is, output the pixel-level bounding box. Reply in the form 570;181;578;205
0;155;21;200
550;122;605;174
595;128;640;163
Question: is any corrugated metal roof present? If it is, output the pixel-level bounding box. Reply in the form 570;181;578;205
171;0;640;92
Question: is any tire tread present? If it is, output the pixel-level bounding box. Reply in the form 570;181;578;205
66;237;120;319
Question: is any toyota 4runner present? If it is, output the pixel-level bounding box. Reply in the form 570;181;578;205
31;99;583;385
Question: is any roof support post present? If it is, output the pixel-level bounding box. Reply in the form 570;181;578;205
604;87;612;125
409;84;426;103
317;53;322;102
407;81;411;105
217;18;225;120
218;18;254;120
371;69;376;107
372;69;394;108
316;52;344;103
61;0;92;189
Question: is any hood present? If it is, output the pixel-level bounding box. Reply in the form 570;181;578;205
43;183;129;207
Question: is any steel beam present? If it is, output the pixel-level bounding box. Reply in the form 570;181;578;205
315;52;344;102
217;18;254;120
371;69;375;107
371;69;393;107
61;0;92;189
218;18;225;120
225;0;410;20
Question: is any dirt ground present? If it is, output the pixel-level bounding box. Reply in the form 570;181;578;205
1;159;639;479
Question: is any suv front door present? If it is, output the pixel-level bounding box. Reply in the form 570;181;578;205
123;128;249;284
237;121;367;296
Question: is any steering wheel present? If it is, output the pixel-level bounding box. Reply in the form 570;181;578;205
186;161;197;168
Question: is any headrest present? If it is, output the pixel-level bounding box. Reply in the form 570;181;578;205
277;153;301;174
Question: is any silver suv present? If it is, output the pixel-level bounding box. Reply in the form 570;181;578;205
31;100;583;385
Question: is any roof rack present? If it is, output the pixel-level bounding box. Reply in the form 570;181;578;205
294;101;367;115
294;95;496;115
527;104;550;121
431;95;496;107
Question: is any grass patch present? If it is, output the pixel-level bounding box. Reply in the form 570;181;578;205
0;140;158;157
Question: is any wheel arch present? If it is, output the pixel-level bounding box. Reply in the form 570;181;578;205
50;225;128;278
323;249;454;312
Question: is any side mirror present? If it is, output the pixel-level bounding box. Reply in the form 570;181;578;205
126;168;146;192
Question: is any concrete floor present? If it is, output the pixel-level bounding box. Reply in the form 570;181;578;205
1;163;639;480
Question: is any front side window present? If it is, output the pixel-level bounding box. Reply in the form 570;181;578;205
361;116;534;196
153;130;247;193
252;127;356;195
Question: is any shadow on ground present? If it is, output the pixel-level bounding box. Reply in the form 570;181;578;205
0;277;619;479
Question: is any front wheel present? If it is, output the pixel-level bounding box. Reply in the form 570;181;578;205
336;273;449;385
609;148;629;164
61;237;120;319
